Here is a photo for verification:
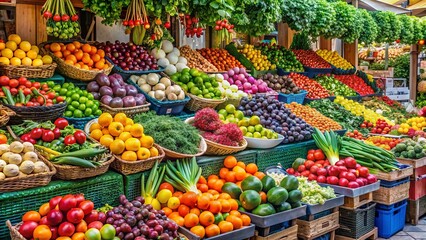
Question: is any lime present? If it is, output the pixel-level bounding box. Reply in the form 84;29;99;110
65;97;72;103
62;83;70;89
189;68;200;77
84;108;92;117
71;93;80;101
94;109;102;116
68;83;75;89
78;104;86;111
64;111;73;117
66;91;74;97
187;82;195;89
77;90;84;96
80;97;88;104
86;100;94;109
71;101;80;108
205;82;212;89
53;85;61;92
87;94;94;100
73;109;83;118
67;105;76;112
212;81;219;87
59;88;68;96
94;101;99;107
181;75;190;83
181;68;190;74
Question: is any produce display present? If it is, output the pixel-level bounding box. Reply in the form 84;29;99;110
289;73;330;99
333;75;375;96
89;112;159;161
345;130;366;140
257;44;304;72
314;75;357;97
369;119;392;135
41;0;81;39
316;50;353;70
361;97;411;124
365;136;402;151
170;68;223;99
197;48;243;71
221;67;272;95
96;41;158;71
238;44;274;71
259;73;301;94
0;34;52;67
284;102;342;132
46;41;109;71
297;177;336;205
0;141;49;179
87;73;146;109
216;74;248;100
129;73;186;101
134;111;201;155
151;40;189;76
238;95;314;144
292;50;331;69
179;45;218;72
392;139;426;159
308;99;365;132
398;117;426;133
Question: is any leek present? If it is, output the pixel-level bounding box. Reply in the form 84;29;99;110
312;128;340;165
164;157;201;194
141;161;165;198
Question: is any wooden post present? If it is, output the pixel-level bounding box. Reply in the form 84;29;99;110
343;40;358;67
410;44;419;102
277;22;294;48
319;37;332;50
15;4;36;44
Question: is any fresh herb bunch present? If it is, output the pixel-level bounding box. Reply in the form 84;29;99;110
81;0;130;25
323;1;355;39
308;0;335;38
281;0;317;32
372;11;401;43
357;9;378;45
133;111;201;154
398;14;415;44
392;54;410;80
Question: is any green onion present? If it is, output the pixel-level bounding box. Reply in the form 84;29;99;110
141;161;165;198
164;157;201;194
312;128;340;165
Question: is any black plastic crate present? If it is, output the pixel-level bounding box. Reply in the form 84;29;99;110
336;202;376;238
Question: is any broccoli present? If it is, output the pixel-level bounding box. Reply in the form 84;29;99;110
395;143;406;152
415;145;423;153
416;152;425;159
407;146;415;151
408;150;416;159
402;151;409;158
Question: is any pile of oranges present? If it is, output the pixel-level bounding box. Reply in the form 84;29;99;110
89;112;159;161
45;41;109;71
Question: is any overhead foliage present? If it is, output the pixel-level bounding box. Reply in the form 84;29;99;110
357;9;378;45
371;11;401;43
281;0;317;32
398;14;414;44
412;17;423;43
307;0;335;38
323;1;355;39
340;6;361;43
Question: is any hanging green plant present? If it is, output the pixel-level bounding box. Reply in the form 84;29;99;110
357;9;378;45
323;1;355;39
412;17;423;43
308;0;335;38
193;0;235;27
81;0;130;25
281;0;317;32
144;0;191;18
372;11;401;43
340;5;361;43
398;14;414;44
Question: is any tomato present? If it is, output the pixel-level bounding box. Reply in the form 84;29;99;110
59;194;77;212
42;130;55;142
47;209;63;226
307;149;315;154
286;168;295;175
9;79;19;88
74;193;85;205
358;167;369;178
52;127;61;139
0;134;7;144
79;200;94;215
36;96;45;105
313;151;325;160
317;175;326;183
18;77;27;86
47;92;56;99
326;176;339;185
84;211;99;224
310;165;319;174
88;221;103;230
339;178;349;187
74;130;86;144
346;172;357;182
100;224;116;240
301;170;310;177
22;211;41;222
317;168;327;176
306;153;315;161
30;128;43;140
85;228;101;240
56;96;65;102
0;76;9;86
19;221;38;239
327;166;339;177
54;118;69;130
58;222;75;237
297;165;306;172
308;174;317;181
344;157;357;169
66;208;85;224
33;225;52;240
10;87;17;96
64;135;76;145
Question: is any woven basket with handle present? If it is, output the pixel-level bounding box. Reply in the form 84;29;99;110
161;136;207;159
99;102;151;118
185;93;226;112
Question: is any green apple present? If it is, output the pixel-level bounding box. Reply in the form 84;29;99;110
261;129;269;137
247;126;255;133
245;132;253;138
235;110;244;120
267;130;274;139
225;104;236;114
187;82;195;89
238;118;250;127
219;114;225;121
229;118;238;124
249;115;260;126
272;133;279;139
261;136;268;139
226;114;235;120
239;126;248;135
253;132;262;138
218;109;228;118
255;124;263;133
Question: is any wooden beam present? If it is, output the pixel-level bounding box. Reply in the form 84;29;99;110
343;40;358;67
16;4;36;44
319;37;332;50
35;4;47;44
410;44;419;102
277;23;294;48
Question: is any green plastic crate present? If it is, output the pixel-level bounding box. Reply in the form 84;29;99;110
257;140;317;172
197;150;257;177
64;77;88;89
0;171;124;240
30;73;65;85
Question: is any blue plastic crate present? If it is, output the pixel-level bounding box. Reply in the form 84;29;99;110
65;116;97;130
379;176;410;188
299;209;332;221
304;66;332;79
278;90;307;104
314;232;331;240
334;129;347;136
375;200;407;238
106;57;165;80
276;69;308;77
256;221;291;237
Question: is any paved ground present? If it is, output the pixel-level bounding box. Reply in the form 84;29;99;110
377;216;426;240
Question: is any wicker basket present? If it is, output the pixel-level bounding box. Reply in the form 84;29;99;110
0;105;15;127
100;102;150;118
1;63;57;79
217;97;242;110
162;136;207;159
5;102;67;124
185;93;226;112
185;117;247;155
0;154;56;192
49;52;112;81
111;143;165;175
6;221;25;240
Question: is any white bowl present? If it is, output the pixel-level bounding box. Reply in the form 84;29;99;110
244;134;284;149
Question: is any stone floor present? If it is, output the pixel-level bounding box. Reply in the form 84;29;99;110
377;216;426;240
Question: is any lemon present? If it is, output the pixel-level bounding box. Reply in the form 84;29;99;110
32;58;43;66
36;55;42;59
19;41;31;52
0;42;5;51
5;41;17;51
26;50;37;60
1;48;13;59
145;196;153;204
21;57;32;66
156;189;172;204
14;49;26;59
8;34;21;44
0;57;9;65
167;197;180;210
10;57;21;66
150;198;161;210
30;46;39;54
42;55;52;64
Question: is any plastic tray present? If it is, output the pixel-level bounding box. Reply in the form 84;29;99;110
334;129;347;136
331;65;356;75
337;202;376;239
278;90;307;104
303;96;335;104
304;66;332;78
242;205;307;228
276;69;307;76
375;200;407;238
303;195;345;215
178;224;255;240
379;176;410;188
319;181;380;197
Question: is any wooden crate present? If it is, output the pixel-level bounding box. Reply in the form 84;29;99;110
335;227;377;240
296;210;340;240
373;182;410;205
409;165;426;200
374;166;413;181
397;157;426;169
251;225;298;240
343;192;373;209
406;194;426;225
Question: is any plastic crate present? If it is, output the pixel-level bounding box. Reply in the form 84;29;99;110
304;66;332;78
126;78;190;115
30;73;65;85
331;66;356;75
256;221;291;237
334;129;347;136
276;69;307;77
65;116;97;130
64;77;88;90
257;140;316;171
106;57;164;80
380;176;410;188
336;202;376;239
314;232;331;240
278;90;307;104
409;165;426;200
375;200;407;238
197;150;257;177
0;171;124;240
304;96;336;104
298;209;333;221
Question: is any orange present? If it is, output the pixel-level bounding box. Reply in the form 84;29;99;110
98;113;113;127
208;179;217;189
81;64;90;70
162;207;173;216
218;221;233;233
207;189;219;196
233;169;246;181
90;46;97;55
190;208;201;216
50;43;61;52
110;139;125;155
219;168;229;179
90;129;103;141
198;176;207;184
236;161;246;169
118;131;132;142
130;123;144;137
124;137;140;151
178;204;190;217
140;135;154;148
22;211;41;222
62;50;71;58
114;113;128;125
136;147;151;160
229;210;241;218
246;163;258;174
89;122;102;132
259;191;267;203
65;59;75;65
125;118;134;126
181;192;198;208
95;60;105;70
53;51;63;59
197;183;208;193
168;212;180;219
226;215;243;229
66;43;76;52
57;237;72;240
73;41;81;49
190;225;205;238
219;199;231;213
218;193;231;200
240;214;251;226
97;49;105;58
124;125;132;132
91;53;101;62
224;156;237;168
205;224;220;238
228;199;239;211
66;55;77;64
149;147;159;157
197;195;210;210
38;203;50;217
200;211;215;227
71;232;85;240
74;50;83;60
170;215;184;226
88;59;94;67
75;220;87;232
184;213;199;228
74;63;81;68
254;172;265;180
208;200;222;214
82;44;92;53
33;225;52;240
213;179;224;192
99;134;114;147
82;53;91;64
173;191;183;201
225;171;236;183
121;151;137;161
208;175;219;181
101;128;110;135
108;122;124;136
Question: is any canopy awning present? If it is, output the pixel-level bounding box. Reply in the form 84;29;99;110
408;0;426;16
347;0;411;14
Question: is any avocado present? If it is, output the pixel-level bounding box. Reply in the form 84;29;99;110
280;175;299;192
275;202;292;212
